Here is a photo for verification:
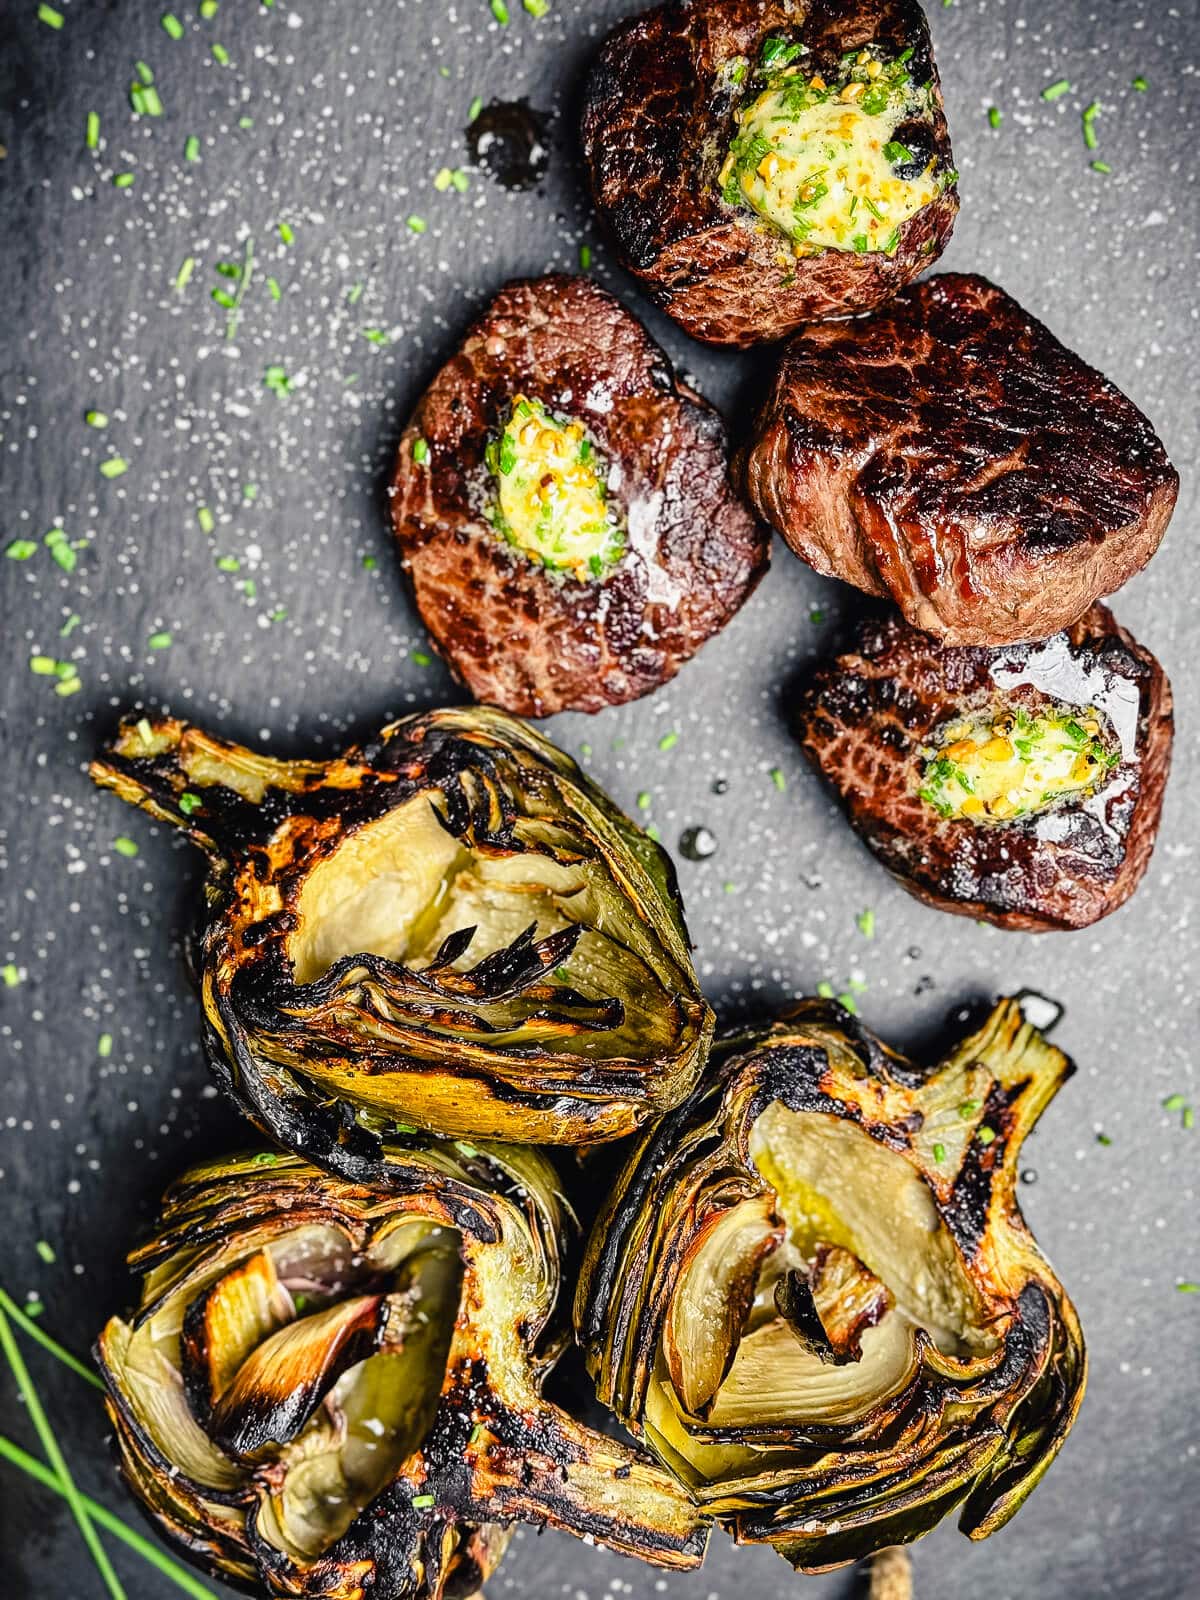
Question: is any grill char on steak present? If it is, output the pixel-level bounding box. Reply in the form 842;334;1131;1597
581;0;958;348
740;274;1179;644
796;605;1173;932
389;275;769;718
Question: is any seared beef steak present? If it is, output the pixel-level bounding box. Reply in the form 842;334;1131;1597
389;275;769;717
742;274;1179;643
581;0;957;347
796;605;1173;931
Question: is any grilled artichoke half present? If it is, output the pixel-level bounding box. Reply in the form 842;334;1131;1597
575;998;1086;1571
96;1143;707;1599
89;708;712;1158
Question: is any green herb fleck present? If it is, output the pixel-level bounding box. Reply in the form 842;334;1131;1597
1041;78;1071;102
468;95;483;122
85;409;109;429
211;41;229;65
200;0;219;16
658;731;679;752
1176;1282;1200;1294
162;11;184;38
147;631;172;650
112;836;139;858
636;791;651;812
277;220;294;245
175;255;196;291
1162;1093;1188;1112
6;539;38;561
1091;159;1112;174
412;1493;436;1510
977;1126;997;1146
490;0;509;22
112;172;135;188
264;364;292;396
769;767;786;792
35;1240;56;1264
97;1032;113;1057
1;964;21;988
1096;1131;1112;1147
523;0;549;14
932;1142;946;1164
412;437;430;465
1131;75;1148;92
856;908;875;940
579;243;592;271
85;111;100;149
987;106;1002;129
184;135;201;161
99;457;129;478
406;214;427;234
38;4;64;29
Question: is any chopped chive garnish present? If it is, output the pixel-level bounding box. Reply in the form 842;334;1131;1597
1176;1282;1200;1294
196;505;215;534
85;111;100;148
411;649;432;667
1162;1093;1188;1112
932;1143;946;1164
1082;101;1100;148
85;409;108;428
987;106;1002;129
135;60;154;83
97;1031;113;1056
406;214;427;233
769;767;786;791
636;791;651;811
162;11;183;37
99;457;129;477
362;327;389;344
6;539;37;560
490;0;510;22
434;167;452;191
113;172;135;188
147;631;172;649
242;483;257;500
1131;75;1148;92
411;436;430;463
1185;1107;1196;1131
178;791;202;815
346;281;364;304
264;363;291;395
37;4;64;28
184;135;201;161
1091;159;1111;174
579;243;592;270
266;275;281;300
468;95;483;122
1;963;20;987
523;0;549;15
113;836;139;858
977;1126;996;1146
35;1241;56;1264
175;255;196;290
210;41;229;64
856;908;875;939
277;220;294;244
199;0;218;14
658;731;678;751
1041;78;1071;102
411;1493;436;1510
1095;1131;1112;1147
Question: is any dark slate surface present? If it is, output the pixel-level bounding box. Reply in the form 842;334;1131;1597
1;1;1197;1597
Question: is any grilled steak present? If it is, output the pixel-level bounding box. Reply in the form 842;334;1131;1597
796;605;1173;931
389;275;769;717
741;274;1179;643
581;0;957;347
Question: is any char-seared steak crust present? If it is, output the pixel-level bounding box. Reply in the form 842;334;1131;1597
742;274;1179;643
581;0;957;347
796;605;1173;931
389;275;769;718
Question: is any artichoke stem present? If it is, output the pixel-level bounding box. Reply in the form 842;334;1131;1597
867;1547;913;1600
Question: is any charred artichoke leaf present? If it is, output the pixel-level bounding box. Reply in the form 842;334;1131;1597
98;1142;706;1600
575;996;1087;1572
89;708;712;1156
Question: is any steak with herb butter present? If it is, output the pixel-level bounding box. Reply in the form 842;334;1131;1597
582;0;957;346
390;275;769;716
741;273;1179;643
796;604;1173;931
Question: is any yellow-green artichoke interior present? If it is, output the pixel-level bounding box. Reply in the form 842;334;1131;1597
104;1216;463;1561
648;1106;998;1484
287;791;679;1056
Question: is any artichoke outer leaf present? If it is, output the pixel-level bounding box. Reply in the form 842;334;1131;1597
575;997;1087;1572
89;708;713;1156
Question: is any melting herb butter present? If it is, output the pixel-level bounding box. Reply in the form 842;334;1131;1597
719;39;941;255
919;705;1120;822
487;396;623;581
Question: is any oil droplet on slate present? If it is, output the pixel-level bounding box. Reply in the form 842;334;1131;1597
679;826;717;861
466;101;550;190
1020;1169;1038;1185
711;778;729;795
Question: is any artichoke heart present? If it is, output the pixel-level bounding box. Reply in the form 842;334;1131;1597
89;707;713;1159
97;1143;707;1599
576;997;1087;1571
